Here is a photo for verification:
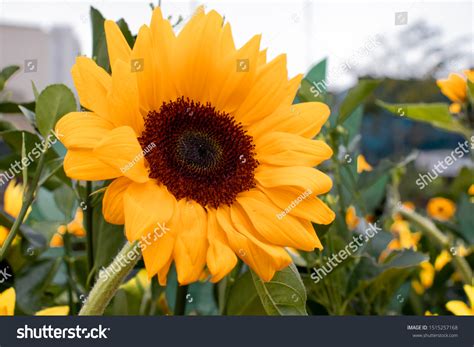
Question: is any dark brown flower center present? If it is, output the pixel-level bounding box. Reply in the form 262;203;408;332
138;97;258;208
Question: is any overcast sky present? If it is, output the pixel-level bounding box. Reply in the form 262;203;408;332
1;0;472;89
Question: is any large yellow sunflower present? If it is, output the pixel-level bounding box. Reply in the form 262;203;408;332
56;8;335;285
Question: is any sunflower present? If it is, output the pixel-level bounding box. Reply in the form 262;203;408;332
436;70;473;113
55;8;335;284
0;287;68;316
0;180;29;246
446;285;474;316
426;197;456;221
50;208;87;247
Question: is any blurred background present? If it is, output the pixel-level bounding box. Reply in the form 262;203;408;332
0;0;473;197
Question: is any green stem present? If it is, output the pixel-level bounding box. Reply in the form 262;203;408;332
84;181;94;287
0;141;49;260
79;241;141;315
63;232;75;315
174;284;189;316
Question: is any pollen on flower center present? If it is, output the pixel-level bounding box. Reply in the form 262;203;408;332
138;97;259;208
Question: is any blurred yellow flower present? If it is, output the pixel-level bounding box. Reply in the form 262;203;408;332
0;287;15;316
426;197;456;221
446;285;474;316
380;220;421;261
0;287;68;316
412;261;435;295
468;184;474;195
425;310;438;316
357;154;373;173
0;180;30;246
345;205;359;230
36;306;69;316
50;208;86;247
434;250;452;271
436;70;473;113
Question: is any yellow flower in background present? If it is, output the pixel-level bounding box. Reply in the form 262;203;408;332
434;250;452;271
380;220;420;261
426;197;456;221
436;70;473;113
0;287;15;316
55;7;335;284
0;180;30;246
0;287;68;316
412;261;435;295
50;209;87;247
425;310;438;316
345;205;359;230
36;306;69;316
356;154;372;173
468;184;474;195
446;285;474;316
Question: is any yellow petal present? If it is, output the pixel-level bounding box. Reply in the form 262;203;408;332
49;233;64;247
446;300;473;316
104;20;132;67
71;56;111;119
0;287;15;316
107;60;144;134
236;190;322;250
149;7;177;104
345;206;360;230
102;177;132;225
234;54;288;125
123;181;176;241
64;149;121;181
93;126;149;183
255;131;333;167
173;200;208;284
36;306;69;316
55;112;114;149
206;209;237;282
437;73;467;103
260;185;335;225
248;102;330;139
256;166;333;195
174;9;223;104
216;206;291;282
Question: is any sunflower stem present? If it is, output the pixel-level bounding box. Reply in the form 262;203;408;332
63;231;76;315
79;241;141;315
0;139;49;260
174;284;189;316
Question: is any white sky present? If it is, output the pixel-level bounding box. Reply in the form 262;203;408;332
0;0;472;89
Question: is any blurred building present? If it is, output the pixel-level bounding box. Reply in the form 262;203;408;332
0;23;80;104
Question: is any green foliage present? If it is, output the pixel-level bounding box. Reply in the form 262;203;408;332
0;65;19;92
35;84;76;138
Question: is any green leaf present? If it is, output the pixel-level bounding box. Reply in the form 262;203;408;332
376;101;470;136
0;65;20;91
18;105;36;125
337;79;380;124
91;6;110;71
226;270;266;315
0;101;35;114
467;80;474;105
296;59;327;102
456;194;474;244
251;263;308;315
35;84;76;138
116;18;135;48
